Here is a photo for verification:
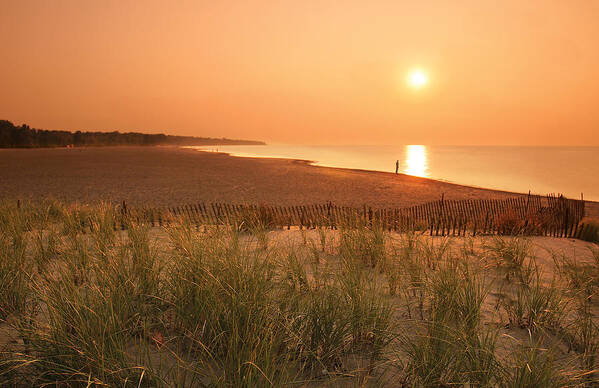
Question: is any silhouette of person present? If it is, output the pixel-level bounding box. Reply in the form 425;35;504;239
395;160;399;174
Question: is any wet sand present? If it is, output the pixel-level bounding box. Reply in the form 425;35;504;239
1;146;597;218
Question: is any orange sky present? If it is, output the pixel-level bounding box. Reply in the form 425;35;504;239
1;1;598;145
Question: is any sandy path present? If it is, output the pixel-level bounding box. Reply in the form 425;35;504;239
1;146;597;218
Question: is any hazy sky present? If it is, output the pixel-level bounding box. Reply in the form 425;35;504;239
1;0;598;145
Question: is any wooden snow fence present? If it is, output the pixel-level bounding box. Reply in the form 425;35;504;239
121;193;586;238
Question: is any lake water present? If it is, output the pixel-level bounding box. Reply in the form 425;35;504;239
189;145;599;201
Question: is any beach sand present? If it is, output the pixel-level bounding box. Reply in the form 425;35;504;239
1;146;597;218
1;148;598;384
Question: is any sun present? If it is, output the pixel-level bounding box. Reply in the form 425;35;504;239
407;69;428;88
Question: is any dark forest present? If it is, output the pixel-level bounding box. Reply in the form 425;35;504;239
0;120;265;148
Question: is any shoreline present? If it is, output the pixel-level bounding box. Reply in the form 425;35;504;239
187;147;577;202
181;146;599;204
1;145;597;219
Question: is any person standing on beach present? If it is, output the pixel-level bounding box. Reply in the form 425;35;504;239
395;160;399;174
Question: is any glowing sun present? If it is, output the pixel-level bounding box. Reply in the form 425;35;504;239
407;69;428;88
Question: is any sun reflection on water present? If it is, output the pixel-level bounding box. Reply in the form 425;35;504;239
404;145;428;177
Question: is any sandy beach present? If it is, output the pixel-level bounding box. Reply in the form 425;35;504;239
1;146;597;218
1;147;598;385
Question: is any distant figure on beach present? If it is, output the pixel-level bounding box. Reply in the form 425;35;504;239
395;160;399;174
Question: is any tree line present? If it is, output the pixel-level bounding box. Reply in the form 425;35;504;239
0;120;265;148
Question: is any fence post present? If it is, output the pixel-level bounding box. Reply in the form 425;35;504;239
440;193;445;218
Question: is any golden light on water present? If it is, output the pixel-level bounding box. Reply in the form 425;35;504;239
404;145;428;177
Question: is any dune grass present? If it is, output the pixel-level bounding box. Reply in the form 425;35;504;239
0;200;598;386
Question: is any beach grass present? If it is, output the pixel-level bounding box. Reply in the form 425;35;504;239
1;201;598;386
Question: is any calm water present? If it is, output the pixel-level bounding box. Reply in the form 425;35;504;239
189;145;599;201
